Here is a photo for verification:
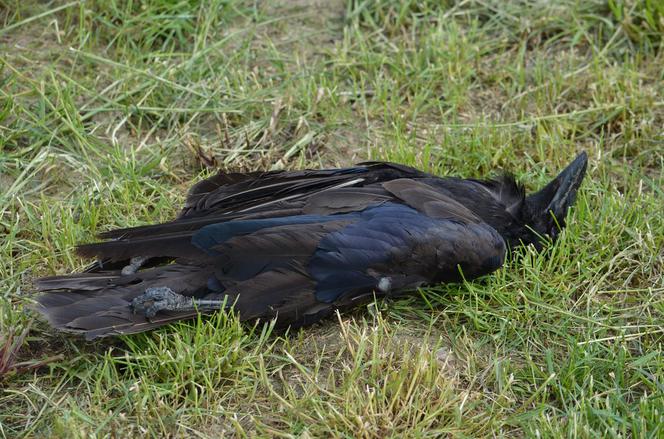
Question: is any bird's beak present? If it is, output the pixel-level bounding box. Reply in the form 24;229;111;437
527;152;588;230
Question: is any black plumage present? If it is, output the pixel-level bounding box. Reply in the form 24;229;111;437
34;153;588;339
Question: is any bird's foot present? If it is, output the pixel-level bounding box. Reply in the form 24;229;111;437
131;287;193;318
121;256;148;276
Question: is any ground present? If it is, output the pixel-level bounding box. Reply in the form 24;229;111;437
1;0;663;437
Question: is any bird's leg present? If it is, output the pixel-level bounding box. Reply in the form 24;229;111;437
121;256;148;275
130;287;226;318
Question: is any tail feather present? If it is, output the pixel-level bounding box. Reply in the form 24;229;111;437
33;264;322;339
34;286;204;340
37;273;128;291
76;233;202;262
39;294;130;326
33;264;214;339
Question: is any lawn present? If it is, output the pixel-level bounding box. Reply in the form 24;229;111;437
1;0;663;437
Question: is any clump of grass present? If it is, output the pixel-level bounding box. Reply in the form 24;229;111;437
0;321;30;379
253;312;494;437
609;0;664;47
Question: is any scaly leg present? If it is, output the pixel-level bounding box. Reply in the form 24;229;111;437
121;256;149;275
130;287;226;318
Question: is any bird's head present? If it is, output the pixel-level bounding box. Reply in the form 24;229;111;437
464;152;588;251
518;151;588;249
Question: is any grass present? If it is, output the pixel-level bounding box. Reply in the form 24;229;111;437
0;0;662;436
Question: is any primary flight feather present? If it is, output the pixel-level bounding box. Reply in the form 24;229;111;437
34;153;588;339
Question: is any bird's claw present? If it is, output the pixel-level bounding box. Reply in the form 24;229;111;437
122;256;148;275
131;287;192;319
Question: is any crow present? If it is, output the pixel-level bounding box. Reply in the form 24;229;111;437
34;152;588;339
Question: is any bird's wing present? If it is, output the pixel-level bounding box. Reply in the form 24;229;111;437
178;162;427;218
91;162;424;247
75;177;486;265
75;185;394;262
191;201;505;322
304;202;505;304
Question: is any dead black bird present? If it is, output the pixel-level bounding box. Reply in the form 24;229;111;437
34;152;588;339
